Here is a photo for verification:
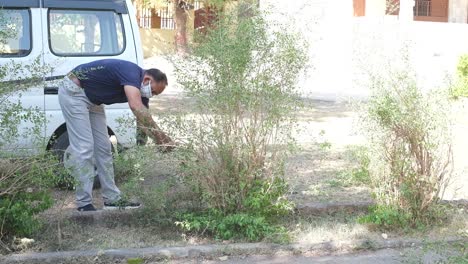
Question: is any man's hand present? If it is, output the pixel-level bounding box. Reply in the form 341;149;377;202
159;143;176;153
124;85;176;151
155;133;176;153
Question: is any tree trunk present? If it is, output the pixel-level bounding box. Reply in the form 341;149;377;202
173;0;188;54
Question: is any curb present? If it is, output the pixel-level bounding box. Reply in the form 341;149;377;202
43;201;376;227
296;201;374;215
1;237;465;264
45;199;468;227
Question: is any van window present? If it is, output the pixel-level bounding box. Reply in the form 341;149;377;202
49;10;125;56
0;9;31;57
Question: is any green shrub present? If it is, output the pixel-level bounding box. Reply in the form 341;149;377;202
457;54;468;78
450;54;468;98
176;211;275;241
172;1;307;213
176;209;287;242
168;2;307;241
359;55;453;229
243;178;294;217
0;154;59;245
175;176;292;241
359;205;411;230
0;192;53;237
0;13;56;246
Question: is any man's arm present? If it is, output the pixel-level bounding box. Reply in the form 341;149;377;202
136;97;149;146
124;85;174;148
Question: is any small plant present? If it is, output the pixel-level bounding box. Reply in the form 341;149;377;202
176;211;282;241
344;146;371;185
359;54;453;229
176;177;293;241
359;205;411;230
317;130;332;151
0;191;53;238
0;154;59;248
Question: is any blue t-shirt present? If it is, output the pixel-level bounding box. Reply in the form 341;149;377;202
72;59;144;105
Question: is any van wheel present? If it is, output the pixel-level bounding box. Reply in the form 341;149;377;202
50;131;103;190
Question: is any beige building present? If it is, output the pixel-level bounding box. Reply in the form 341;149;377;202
135;0;468;58
354;0;468;23
134;0;219;58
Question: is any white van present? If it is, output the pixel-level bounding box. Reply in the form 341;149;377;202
0;0;142;158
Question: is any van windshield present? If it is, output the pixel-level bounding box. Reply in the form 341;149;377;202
49;10;125;56
0;9;31;57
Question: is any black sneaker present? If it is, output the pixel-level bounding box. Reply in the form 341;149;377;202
103;199;141;210
77;204;97;212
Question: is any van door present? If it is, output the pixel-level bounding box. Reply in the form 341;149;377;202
42;0;140;143
0;1;46;153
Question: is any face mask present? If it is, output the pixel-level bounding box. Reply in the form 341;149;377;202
140;80;152;99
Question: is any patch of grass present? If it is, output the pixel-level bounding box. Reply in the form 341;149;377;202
175;178;294;242
302;184;330;201
33;214;190;252
290;212;379;244
127;258;144;264
359;203;463;233
402;240;468;264
339;145;371;186
176;211;289;242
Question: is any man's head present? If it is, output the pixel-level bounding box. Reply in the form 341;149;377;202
142;68;168;96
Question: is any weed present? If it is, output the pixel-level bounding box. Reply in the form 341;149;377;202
176;177;293;242
176;210;289;242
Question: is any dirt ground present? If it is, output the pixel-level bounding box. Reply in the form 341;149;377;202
26;93;467;254
150;94;468;204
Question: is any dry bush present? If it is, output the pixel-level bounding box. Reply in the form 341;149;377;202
360;58;454;227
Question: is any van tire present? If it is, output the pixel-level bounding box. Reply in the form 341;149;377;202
50;131;102;190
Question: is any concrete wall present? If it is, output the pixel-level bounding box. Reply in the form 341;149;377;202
352;19;468;98
139;10;194;58
449;0;468;23
139;28;175;58
365;0;386;16
260;0;468;101
261;0;354;100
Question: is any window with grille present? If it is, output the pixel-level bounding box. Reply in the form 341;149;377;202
414;0;431;16
159;6;174;29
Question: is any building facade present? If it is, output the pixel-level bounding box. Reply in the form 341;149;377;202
354;0;468;23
